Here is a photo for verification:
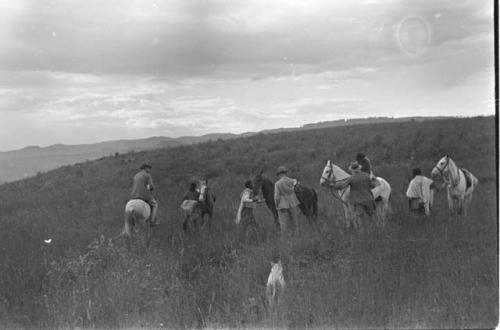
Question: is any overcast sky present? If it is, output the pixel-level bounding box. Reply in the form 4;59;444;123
0;0;494;151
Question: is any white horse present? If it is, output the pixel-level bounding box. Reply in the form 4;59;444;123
122;199;152;251
431;155;478;216
320;160;392;227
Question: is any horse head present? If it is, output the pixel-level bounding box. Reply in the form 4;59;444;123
199;180;207;202
320;160;335;186
320;160;351;187
253;170;264;194
431;155;451;181
432;155;463;190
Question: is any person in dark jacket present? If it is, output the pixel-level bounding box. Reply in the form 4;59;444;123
334;161;379;221
356;153;373;176
131;163;159;226
182;182;200;202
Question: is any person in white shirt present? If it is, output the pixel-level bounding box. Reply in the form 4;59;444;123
406;168;434;216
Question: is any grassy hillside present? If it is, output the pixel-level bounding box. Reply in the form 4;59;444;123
0;116;496;329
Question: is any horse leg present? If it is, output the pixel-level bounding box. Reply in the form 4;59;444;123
464;194;472;216
374;201;381;227
342;204;351;228
194;213;201;232
197;212;203;231
379;199;388;227
447;192;455;216
204;209;213;229
459;197;465;216
144;219;151;250
123;214;132;251
268;202;280;230
302;204;312;225
183;215;189;232
310;189;318;222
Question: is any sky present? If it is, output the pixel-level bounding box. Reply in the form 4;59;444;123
0;0;495;151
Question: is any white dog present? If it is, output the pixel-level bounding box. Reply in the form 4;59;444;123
266;260;285;308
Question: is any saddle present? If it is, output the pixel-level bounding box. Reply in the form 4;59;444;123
460;168;473;190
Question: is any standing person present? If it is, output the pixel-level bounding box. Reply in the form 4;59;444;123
333;161;379;227
274;166;301;232
182;182;200;202
236;180;263;234
131;163;159;226
406;168;434;216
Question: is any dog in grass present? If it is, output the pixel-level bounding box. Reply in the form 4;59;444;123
266;260;285;308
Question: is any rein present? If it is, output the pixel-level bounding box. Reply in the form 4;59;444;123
328;186;349;207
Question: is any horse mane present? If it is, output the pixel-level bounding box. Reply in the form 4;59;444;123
259;175;275;197
330;163;350;180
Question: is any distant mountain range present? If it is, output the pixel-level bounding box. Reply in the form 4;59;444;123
0;116;454;183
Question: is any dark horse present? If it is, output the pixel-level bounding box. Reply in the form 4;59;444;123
253;171;318;228
198;179;216;228
181;180;216;232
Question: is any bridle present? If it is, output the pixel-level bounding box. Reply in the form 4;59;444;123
433;157;450;178
433;157;460;188
321;162;336;184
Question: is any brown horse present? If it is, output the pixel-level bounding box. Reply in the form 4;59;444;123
253;171;318;227
199;179;216;227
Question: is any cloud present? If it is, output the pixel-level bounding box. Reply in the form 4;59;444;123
0;0;492;77
0;1;494;150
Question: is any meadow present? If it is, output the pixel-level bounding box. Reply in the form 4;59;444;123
0;116;497;329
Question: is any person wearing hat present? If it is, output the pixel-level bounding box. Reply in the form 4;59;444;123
131;163;159;226
356;153;373;176
333;161;379;223
356;152;380;186
274;166;301;232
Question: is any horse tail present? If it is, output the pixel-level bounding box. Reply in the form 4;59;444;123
123;207;134;238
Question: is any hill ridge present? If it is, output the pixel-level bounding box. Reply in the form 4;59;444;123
0;115;478;183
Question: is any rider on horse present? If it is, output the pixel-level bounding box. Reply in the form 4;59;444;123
356;153;373;177
131;163;159;227
357;152;379;186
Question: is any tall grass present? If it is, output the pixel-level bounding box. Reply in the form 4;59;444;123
28;177;498;329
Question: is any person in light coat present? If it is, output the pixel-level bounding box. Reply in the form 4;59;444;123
406;168;434;216
274;166;301;232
